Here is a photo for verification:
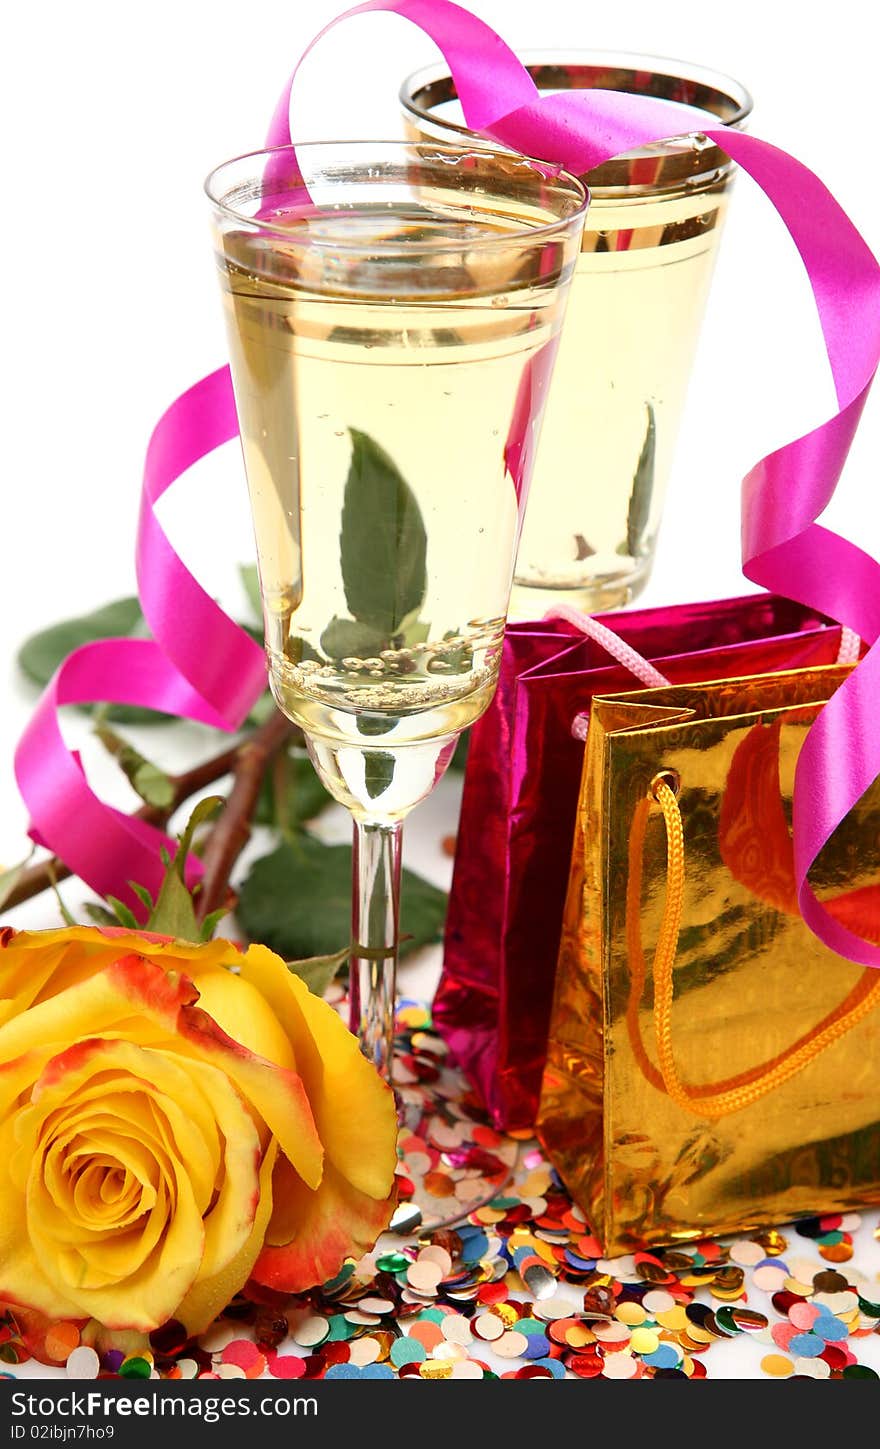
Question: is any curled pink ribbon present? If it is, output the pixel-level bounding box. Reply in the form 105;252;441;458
15;0;880;964
14;369;267;909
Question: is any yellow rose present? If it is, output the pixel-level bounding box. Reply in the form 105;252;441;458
0;926;397;1334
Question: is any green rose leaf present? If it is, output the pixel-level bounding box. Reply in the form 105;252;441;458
319;616;386;662
255;751;332;833
237;834;447;962
94;725;175;810
143;796;225;940
625;402;656;560
287;945;350;999
363;751;396;800
0;852;33;914
18;596;270;727
239;562;263;623
340;429;427;637
17;599;173;725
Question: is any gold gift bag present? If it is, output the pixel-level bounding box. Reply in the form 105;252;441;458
537;663;880;1255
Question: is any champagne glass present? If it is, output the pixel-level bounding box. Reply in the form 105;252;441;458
402;55;752;615
206;141;586;1223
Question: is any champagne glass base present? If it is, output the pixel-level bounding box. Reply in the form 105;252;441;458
506;562;653;621
387;1009;520;1235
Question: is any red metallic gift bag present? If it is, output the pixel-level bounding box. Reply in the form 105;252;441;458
435;595;852;1129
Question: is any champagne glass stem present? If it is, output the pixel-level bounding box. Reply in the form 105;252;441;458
350;817;402;1080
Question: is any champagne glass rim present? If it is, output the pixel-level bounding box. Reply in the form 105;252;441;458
400;49;753;132
205;139;588;255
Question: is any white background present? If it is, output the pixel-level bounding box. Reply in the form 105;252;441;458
1;0;879;906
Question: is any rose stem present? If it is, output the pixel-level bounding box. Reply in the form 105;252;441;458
195;707;295;921
4;709;300;913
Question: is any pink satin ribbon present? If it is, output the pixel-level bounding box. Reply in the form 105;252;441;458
14;0;880;964
14;370;266;909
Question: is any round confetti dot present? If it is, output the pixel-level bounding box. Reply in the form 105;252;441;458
390;1338;426;1368
593;1321;630;1344
532;1357;566;1379
783;1276;816;1297
644;1344;681;1370
407;1260;443;1294
222;1340;265;1375
473;1312;504;1342
615;1302;647;1326
630;1327;660;1355
494;1331;529;1359
267;1354;306;1380
293;1315;329;1349
45;1324;81;1362
843;1365;880;1379
216;1364;246;1379
753;1264;788;1293
761;1354;794;1377
523;1334;551;1360
564;1324;595;1349
324;1364;361;1380
793;1356;831;1379
376;1253;409;1274
789;1333;824;1358
419;1360;453;1379
812;1314;848;1342
431;1342;466;1363
408;1319;445;1351
440;1316;473;1346
729;1239;765;1267
533;1295;575;1322
65;1347;100;1380
642;1289;676;1314
788;1302;821;1330
757;1229;788;1255
324;1315;353;1343
358;1296;395;1316
418;1246;453;1277
119;1358;151;1380
569;1353;603;1379
348;1338;382;1367
771;1323;798;1351
816;1290;858;1314
451;1360;484;1380
602;1351;638;1379
820;1241;854;1263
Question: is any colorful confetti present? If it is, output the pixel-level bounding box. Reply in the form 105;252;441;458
2;1010;880;1383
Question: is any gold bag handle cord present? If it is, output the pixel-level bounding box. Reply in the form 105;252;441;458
626;779;880;1119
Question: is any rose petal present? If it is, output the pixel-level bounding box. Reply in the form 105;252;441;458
3;1037;264;1332
1;955;324;1192
175;1006;323;1191
189;970;297;1072
0;955;197;1066
0;928;234;1022
252;1155;395;1293
238;946;397;1200
177;1141;278;1337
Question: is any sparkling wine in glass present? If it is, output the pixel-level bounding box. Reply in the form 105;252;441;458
206;143;586;1164
402;55;752;614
